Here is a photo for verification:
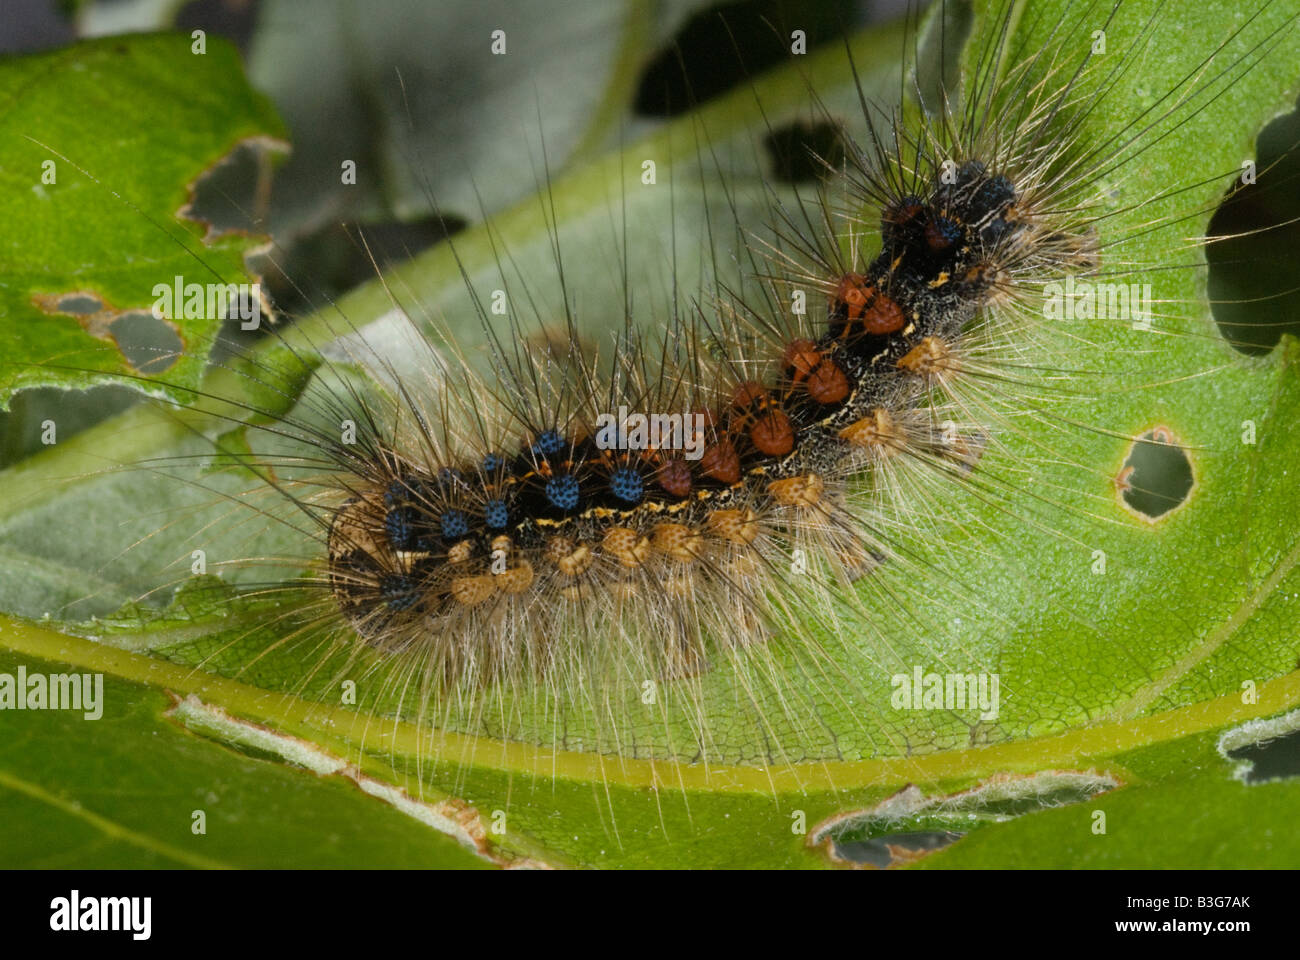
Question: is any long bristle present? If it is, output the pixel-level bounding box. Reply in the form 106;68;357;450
13;0;1298;790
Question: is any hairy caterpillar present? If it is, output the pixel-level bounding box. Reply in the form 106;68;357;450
4;0;1299;868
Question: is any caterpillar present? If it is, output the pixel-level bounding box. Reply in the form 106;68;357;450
4;0;1299;868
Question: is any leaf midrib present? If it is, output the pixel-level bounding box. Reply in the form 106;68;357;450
5;612;1299;796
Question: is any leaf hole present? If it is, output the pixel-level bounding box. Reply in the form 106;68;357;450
827;829;964;868
180;136;287;241
1205;93;1300;355
109;311;183;375
1116;427;1193;521
1219;709;1300;785
52;293;105;315
810;771;1119;868
763;119;846;184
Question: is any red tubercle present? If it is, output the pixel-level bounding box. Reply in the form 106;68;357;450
833;272;872;320
750;409;794;456
782;338;821;382
700;439;741;484
862;291;904;334
657;458;693;497
806;358;849;404
731;380;770;410
831;273;906;336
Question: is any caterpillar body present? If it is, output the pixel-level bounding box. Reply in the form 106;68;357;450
323;156;1024;671
274;0;1289;764
5;0;1300;867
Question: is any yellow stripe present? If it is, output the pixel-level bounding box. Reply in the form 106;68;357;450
4;613;1297;796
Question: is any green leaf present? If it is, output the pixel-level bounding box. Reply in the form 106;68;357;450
3;1;1300;868
914;720;1300;869
0;33;285;407
0;638;498;868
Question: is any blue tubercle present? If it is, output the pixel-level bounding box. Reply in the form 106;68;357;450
385;506;419;549
545;474;581;511
440;509;470;539
532;429;565;456
484;499;509;529
608;467;644;504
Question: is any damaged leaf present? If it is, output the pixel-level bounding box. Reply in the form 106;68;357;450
0;33;285;408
